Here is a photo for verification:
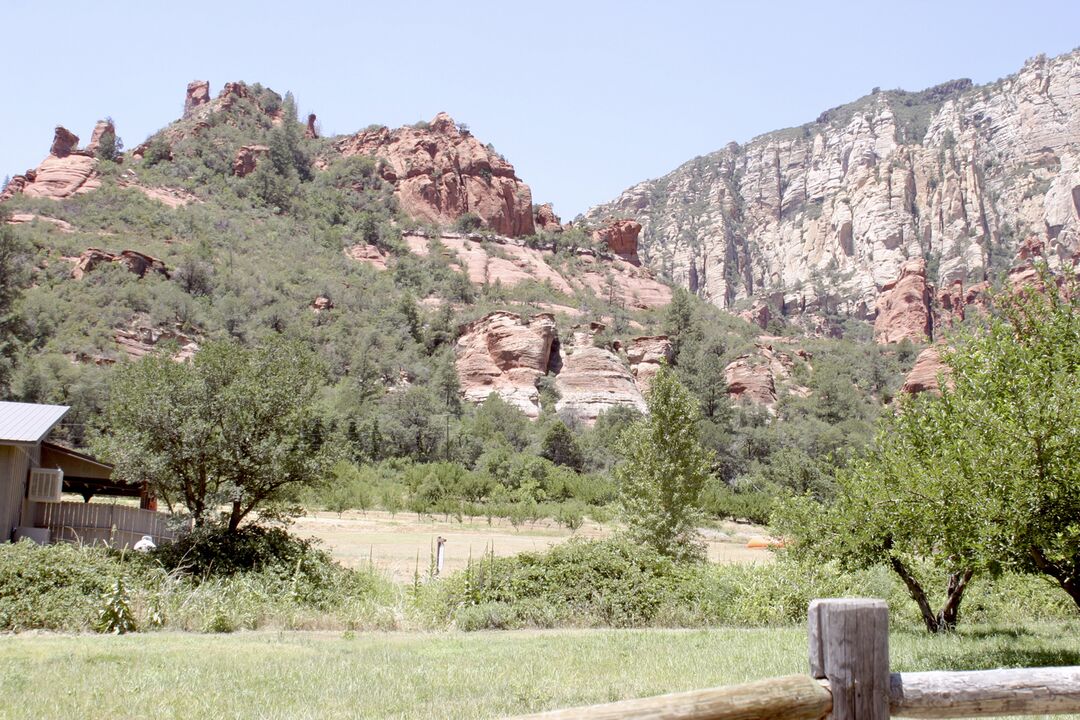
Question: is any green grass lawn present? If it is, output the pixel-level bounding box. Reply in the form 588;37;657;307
1;624;1078;720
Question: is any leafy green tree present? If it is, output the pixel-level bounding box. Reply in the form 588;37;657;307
93;119;123;162
615;365;713;561
540;420;584;471
938;273;1080;608
96;338;334;532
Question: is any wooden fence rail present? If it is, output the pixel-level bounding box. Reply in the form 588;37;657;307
32;501;175;549
507;599;1080;720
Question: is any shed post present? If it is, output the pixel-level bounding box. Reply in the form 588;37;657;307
809;598;890;720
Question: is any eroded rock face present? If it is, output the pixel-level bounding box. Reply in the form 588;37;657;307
50;126;80;157
184;81;211;117
873;259;933;344
592;218;642;265
305;114;318;139
114;324;198;362
588;50;1080;327
455;312;556;418
71;248;168;280
902;347;948;394
344;243;389;270
724;343;810;410
555;344;646;424
232;145;269;177
334;113;535;237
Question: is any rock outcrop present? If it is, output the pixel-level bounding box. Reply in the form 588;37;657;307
901;347;948;395
455;312;557;419
588;50;1080;333
534;203;562;233
553;325;648;424
873;259;934;344
232;145;269;177
334;113;535;237
305;113;318;139
592;219;642;265
3;126;100;201
85;120;115;155
724;342;810;410
184;81;211;117
71;248;168;280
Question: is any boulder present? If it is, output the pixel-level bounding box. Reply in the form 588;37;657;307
50;126;79;157
455;312;557;418
335;112;535;237
873;259;933;344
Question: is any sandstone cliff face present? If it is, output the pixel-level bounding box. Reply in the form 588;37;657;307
901;346;947;395
335;113;535;237
455;312;557;419
592;219;642;265
873;259;933;343
723;341;810;410
70;248;169;280
588;51;1080;329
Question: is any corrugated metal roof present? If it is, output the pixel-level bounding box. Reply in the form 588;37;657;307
0;401;70;444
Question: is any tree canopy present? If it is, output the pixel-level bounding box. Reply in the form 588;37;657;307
96;338;335;531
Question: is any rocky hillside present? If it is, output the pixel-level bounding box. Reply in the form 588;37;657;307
587;50;1080;339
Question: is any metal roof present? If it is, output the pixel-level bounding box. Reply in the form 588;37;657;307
0;401;70;444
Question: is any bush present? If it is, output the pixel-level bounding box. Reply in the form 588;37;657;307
0;541;135;631
146;524;331;579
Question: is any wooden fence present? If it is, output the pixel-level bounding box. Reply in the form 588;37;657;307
31;501;176;549
508;599;1080;720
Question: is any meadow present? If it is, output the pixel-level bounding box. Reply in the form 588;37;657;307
1;623;1078;720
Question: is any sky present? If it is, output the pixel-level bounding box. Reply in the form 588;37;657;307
2;1;1078;218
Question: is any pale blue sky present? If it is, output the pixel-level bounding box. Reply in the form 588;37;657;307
2;1;1078;217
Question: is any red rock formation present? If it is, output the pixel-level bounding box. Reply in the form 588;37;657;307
305;114;318;139
335;112;535;237
71;248;168;280
86;120;115;155
455;312;556;418
901;347;948;395
50;126;80;157
592;219;642;265
311;296;334;312
739;300;772;330
232;145;269;177
534;203;562;233
873;259;933;344
114;324;198;361
184;81;211;117
4;127;100;201
725;355;778;407
5;213;74;232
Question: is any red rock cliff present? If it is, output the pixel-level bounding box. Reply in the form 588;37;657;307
335;113;535;237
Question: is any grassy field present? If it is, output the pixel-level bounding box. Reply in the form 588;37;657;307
1;623;1077;720
292;510;771;581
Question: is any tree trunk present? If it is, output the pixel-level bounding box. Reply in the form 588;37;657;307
936;568;974;631
228;500;243;532
890;557;939;633
1029;546;1080;610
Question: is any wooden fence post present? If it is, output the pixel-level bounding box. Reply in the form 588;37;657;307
809;598;890;720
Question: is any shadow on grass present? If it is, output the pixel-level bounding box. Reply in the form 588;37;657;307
923;646;1080;670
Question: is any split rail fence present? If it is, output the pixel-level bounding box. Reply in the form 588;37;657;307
507;599;1080;720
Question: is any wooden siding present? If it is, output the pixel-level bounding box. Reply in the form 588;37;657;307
31;501;175;548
